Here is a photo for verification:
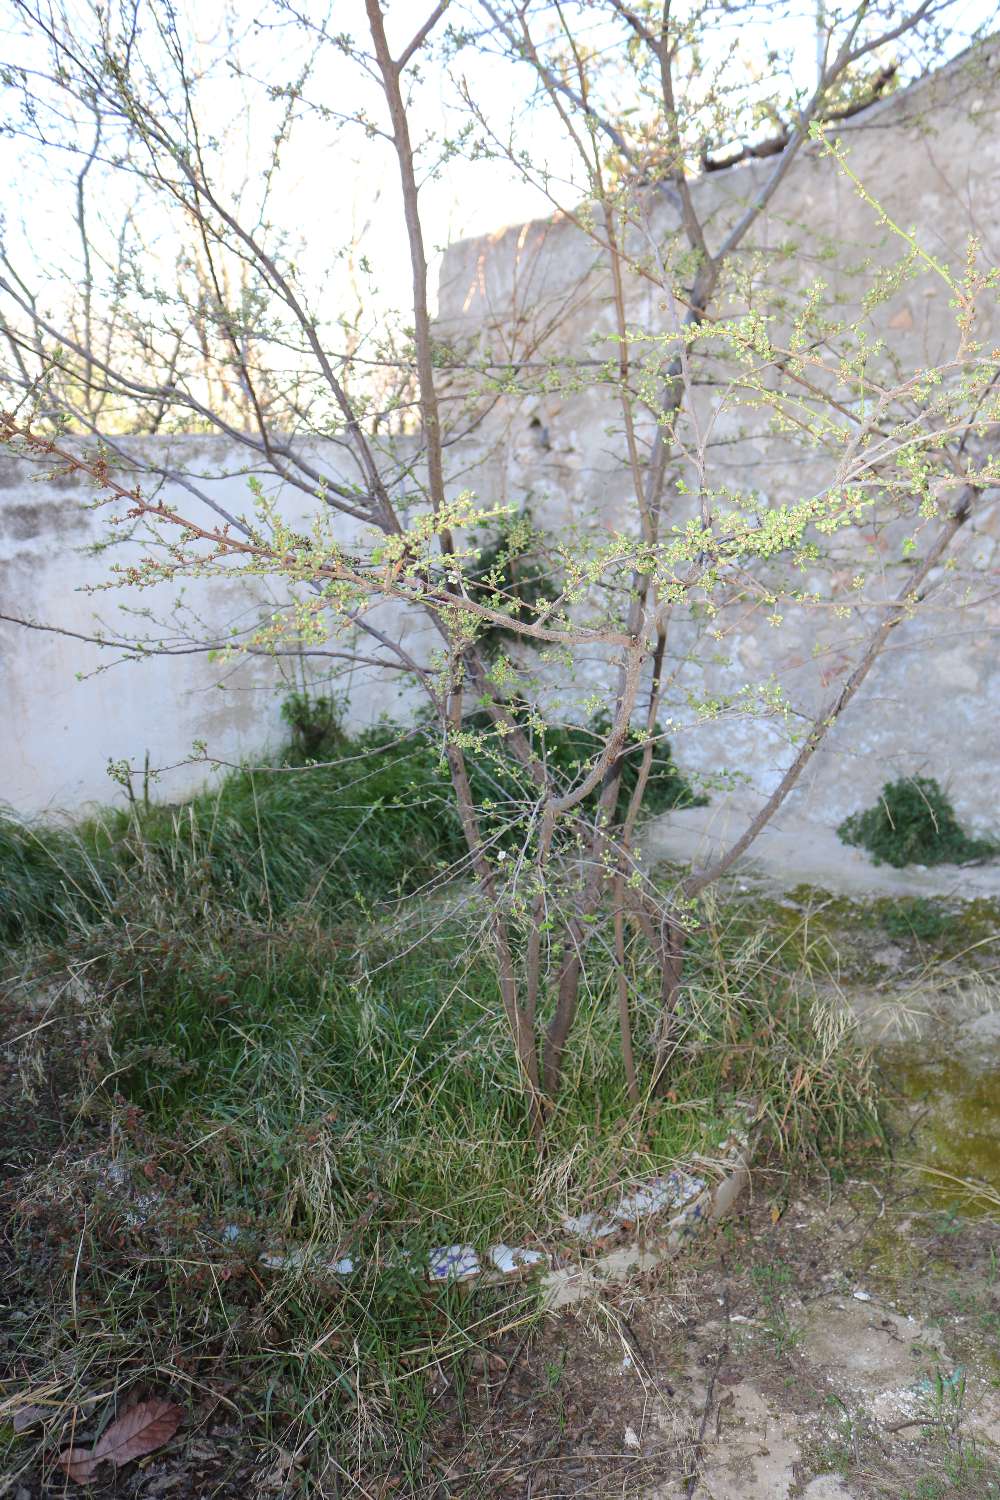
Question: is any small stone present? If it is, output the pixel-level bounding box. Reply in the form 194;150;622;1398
801;1476;857;1499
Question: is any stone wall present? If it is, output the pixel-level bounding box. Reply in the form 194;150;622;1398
433;41;1000;842
3;41;1000;846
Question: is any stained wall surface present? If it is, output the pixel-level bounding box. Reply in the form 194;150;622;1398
3;41;999;844
433;41;1000;843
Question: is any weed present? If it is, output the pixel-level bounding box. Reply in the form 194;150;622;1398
881;897;953;943
838;776;997;869
750;1261;804;1355
815;1394;859;1474
0;721;464;943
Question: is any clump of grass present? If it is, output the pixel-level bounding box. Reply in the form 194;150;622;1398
838;776;997;869
682;897;882;1161
0;813;111;941
0;726;464;946
0;703;702;947
1;713;880;1492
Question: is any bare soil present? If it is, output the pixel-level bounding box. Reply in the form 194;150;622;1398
433;1182;1000;1499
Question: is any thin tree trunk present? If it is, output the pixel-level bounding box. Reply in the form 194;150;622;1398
614;875;640;1105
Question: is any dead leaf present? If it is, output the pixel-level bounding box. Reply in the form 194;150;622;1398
56;1447;101;1486
92;1398;183;1468
264;1447;296;1489
888;304;914;330
56;1399;183;1486
12;1405;47;1432
143;1476;185;1497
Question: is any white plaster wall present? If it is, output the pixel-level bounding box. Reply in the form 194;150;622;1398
3;41;1000;842
0;438;431;814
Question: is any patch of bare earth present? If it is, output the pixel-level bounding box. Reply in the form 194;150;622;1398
434;1182;1000;1499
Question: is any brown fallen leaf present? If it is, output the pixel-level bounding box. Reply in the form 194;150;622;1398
56;1447;101;1486
57;1398;183;1485
92;1398;183;1467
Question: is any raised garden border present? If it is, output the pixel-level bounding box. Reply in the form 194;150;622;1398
256;1106;759;1294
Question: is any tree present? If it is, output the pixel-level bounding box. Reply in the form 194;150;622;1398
2;0;997;1129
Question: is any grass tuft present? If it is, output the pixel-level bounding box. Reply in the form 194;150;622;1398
0;717;880;1492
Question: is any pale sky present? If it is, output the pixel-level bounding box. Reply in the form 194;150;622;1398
1;0;994;349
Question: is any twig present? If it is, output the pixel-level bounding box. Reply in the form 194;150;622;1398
488;1326;533;1411
684;1286;730;1496
884;1416;946;1433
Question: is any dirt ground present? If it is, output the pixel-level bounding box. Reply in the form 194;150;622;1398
433;1181;1000;1499
4;915;999;1498
4;1120;999;1497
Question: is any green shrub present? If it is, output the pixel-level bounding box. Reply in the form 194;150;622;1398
279;688;346;758
531;709;706;818
838;776;997;869
459;704;705;859
466;509;561;659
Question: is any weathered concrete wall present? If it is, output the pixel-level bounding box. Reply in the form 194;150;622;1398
434;41;1000;843
3;42;1000;845
0;437;432;814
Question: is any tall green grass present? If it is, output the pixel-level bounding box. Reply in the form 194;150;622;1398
1;708;701;945
1;727;462;945
0;811;110;940
1;710;880;1492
